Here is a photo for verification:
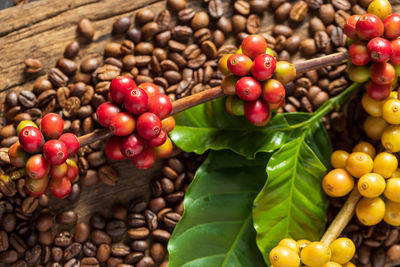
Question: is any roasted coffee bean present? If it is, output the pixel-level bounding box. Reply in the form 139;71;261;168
36;213;54;233
165;191;185;203
6;106;21;122
56;210;77;225
78;18;95;41
97;244;110;263
318;4;335;25
145;210;158;231
332;0;351;10
98;165;119;186
305;0;322;9
129;199;147;214
127;228;149;240
64;258;79;267
300;39;317;57
120;40;134;55
335;10;350;29
24;245;41;264
24;58;42;73
250;0;269;13
5;91;19;107
48;68;69;87
64;41;80;59
63;97;81;118
11;259;27;267
273;25;293;38
212;30;225;49
178;8;195;22
80;257;99;267
290;1;308;22
234;0;250;15
174;173;186;190
155;31;171;47
112;17;131;34
151;229;171;242
315;31;330;53
54;231;72;247
52;247;63;262
163;71;182;85
328;25;344;47
275;2;291;21
136;9;154;25
309;17;325;35
135;55;152;67
231;15;246;33
107;257;123;267
191;12;209;31
41;245;51;264
194;28;211;43
0;231;8;252
81;58;101;73
142;22;160;40
105;57;123;69
21;197;38;214
150;243;166;263
111;243;130;257
167;0;187;11
164;212;181;228
18;90;37;108
16;221;30;236
136;256;155;267
135;42;154;55
125;252;144;264
161;178;174;194
328;78;348;96
106;220;127;237
57;58;78;76
149;197;166;213
25;107;42;120
171;26;192;42
127;213;146;228
1;250;18;264
156;10;171;32
91;230;111;246
90;214;106;230
270;0;285;9
187;54;207;69
131;240;148;252
13;113;32;125
286;35;301;53
127;28;141;44
0;124;15;139
83;242;97;257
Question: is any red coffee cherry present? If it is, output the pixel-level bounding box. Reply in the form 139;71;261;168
349;42;371;66
241;35;268;60
136;112;162;140
161;117;176;133
110;75;136;104
367;37;392;63
8;142;29;168
356;14;384;40
66;159;79;182
105;136;126;161
40;113;64;139
269;97;285;110
25;176;49;197
370;62;396;85
58;133;80;157
344;15;361;39
124;87;149;115
148;94;172;119
235;76;262;101
120;133;146;159
138;82;160;98
19;126;44;154
50;163;68;180
132;148;156;170
26;154;50;180
366;81;392;101
227;54;253;76
109;112;136;136
96;102;121;128
49;176;71;199
391;39;400;65
244;99;271;126
43;140;68;165
251;54;276;81
384;14;400;39
262;79;286;104
149;130;167;147
154;137;173;158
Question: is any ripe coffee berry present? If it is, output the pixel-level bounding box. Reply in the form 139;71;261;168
25;176;49;197
370;62;396;85
105;136;126;161
235;76;262;101
50;163;68;180
16;120;38;136
244;99;271;126
262;79;285;104
66;159;79;182
251;54;276;81
138;82;160;98
391;39;400;65
26;154;50;180
161;116;176;133
154;137;173;158
19;126;44;154
241;35;268;60
43;140;68;165
227;54;253;76
218;53;233;75
349;43;371;66
149;130;167;147
109;112;136;136
40;113;64;139
366;81;392;101
58;133;79;157
269;97;285;110
136;112;162;140
120;133;145;159
110;75;136;104
8;142;29;168
356;14;384;40
96;102;121;128
49;177;71;199
148;94;172;119
124;87;149;115
344;15;361;39
384;14;400;39
221;75;239;95
132;148;156;169
367;37;392;62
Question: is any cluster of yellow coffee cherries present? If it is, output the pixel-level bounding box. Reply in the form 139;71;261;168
323;141;400;226
269;237;355;267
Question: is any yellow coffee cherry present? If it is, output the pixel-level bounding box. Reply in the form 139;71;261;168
330;150;349;169
364;116;388;141
358;173;386;198
278;238;298;253
269;246;300;267
352;142;376;158
367;0;392;20
300;242;331;267
342;263;356;267
389;91;399;99
381;125;400;152
322;169;354;197
322;262;342;267
356;197;385;226
384;199;400;226
391;168;400;177
384;178;400;202
296;239;310;253
373;152;398;178
361;92;384;117
382;99;400;124
329;238;356;264
345;152;374;178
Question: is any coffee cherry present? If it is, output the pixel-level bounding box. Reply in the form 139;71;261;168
382;125;400;152
148;94;172;119
49;177;71;199
66;159;79;182
26;154;50;180
109;112;136;136
384;178;400;202
349;42;370;66
384;14;400;39
384;199;400;226
356;14;384;40
382;99;400;124
96;102;121;128
138;82;160;98
329;238;355;264
358;173;386;198
370;62;396;85
50;163;68;179
330;150;349;169
244;99;271;126
367;0;392;20
40;113;64;139
373;152;398;178
218;53;233;75
149;130;167;147
269;246;300;267
124;87;149;115
366;81;391;101
58;133;80;157
390;39;400;65
110;75;136;104
241;35;267;60
265;48;275;57
251;54;276;81
296;240;310;253
361;92;384;117
221;75;239;95
348;64;370;83
235;77;262;101
120;133;146;158
262;79;285;104
19;126;44;154
16;120;38;136
154;137;173;158
8;142;29;168
132;148;156;169
25;175;49;197
136;112;162;140
278;238;298;253
225;95;245;116
105;136;126;161
300;242;331;267
161;116;176;133
345;152;373;178
344;15;361;39
227;54;253;76
367;37;392;62
43;140;68;165
356;197;385;225
273;61;296;85
323;262;344;267
269;97;285;110
342;262;356;267
322;169;354;197
353;141;376;158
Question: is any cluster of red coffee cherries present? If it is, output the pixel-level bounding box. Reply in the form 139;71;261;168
218;35;293;126
96;76;175;170
346;11;400;101
8;114;80;199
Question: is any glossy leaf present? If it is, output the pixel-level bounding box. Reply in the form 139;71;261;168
168;150;268;267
